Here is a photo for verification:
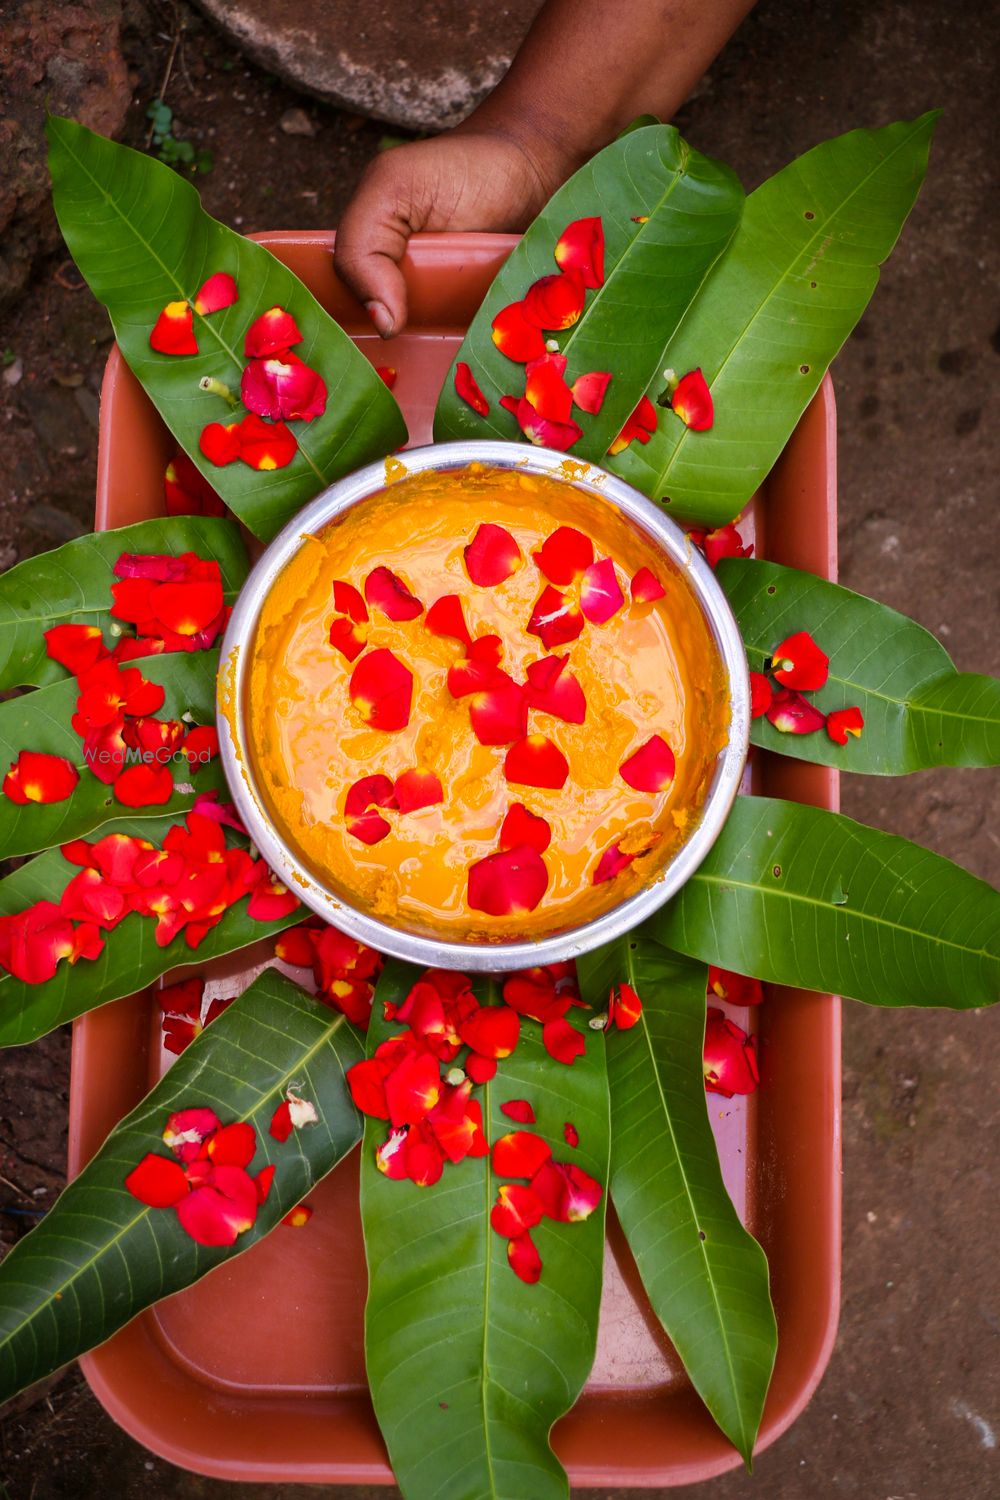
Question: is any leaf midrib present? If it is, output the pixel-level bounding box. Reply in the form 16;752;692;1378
622;943;749;1456
555;134;692;369
56;127;327;486
655;118;929;489
743;638;999;729
0;1002;353;1353
692;869;997;961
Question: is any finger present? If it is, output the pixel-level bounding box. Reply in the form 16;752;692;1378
335;157;414;337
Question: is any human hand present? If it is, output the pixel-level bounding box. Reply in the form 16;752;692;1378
334;127;567;338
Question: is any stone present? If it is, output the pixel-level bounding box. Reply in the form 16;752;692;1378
279;106;316;136
191;0;544;132
0;0;132;310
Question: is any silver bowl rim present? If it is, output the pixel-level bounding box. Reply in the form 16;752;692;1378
217;440;749;972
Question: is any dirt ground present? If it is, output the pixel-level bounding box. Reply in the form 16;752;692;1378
1;0;998;1496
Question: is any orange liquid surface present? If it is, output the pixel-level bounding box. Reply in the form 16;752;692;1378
249;463;730;940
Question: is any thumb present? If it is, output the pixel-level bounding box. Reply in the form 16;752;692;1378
334;155;415;338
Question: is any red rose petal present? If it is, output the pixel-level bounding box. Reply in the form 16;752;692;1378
384;1049;441;1127
233;413;297;471
689;523;753;569
394;768;443;814
246;876;300;920
708;966;764;1006
750;671;773;719
256;1165;276;1203
347;1056;391;1119
124;1152;189;1208
454;361;490;416
283;1202;314;1226
44;623;107;676
493;1130;551;1179
524;354;574;423
542;1015;586;1065
608;394;657;456
826;706;865;745
504;734;568;790
469;675;527;746
619;734;675;793
459;1003;520;1059
350;649;413;731
704;1007;759;1098
199;420;241;467
513;397;583;452
205;1121;256;1169
332;580;368;623
500;1099;537;1125
631;566;666;604
491;301;546;362
522;269;586;331
153;578;224;636
531;1160;602;1222
364;566;423;622
344;774;397;844
175;1164;258;1246
149;301;197;355
182;725;219;766
533;526;593;585
425;594;472;646
766;688;826;735
465;1052;498;1084
193;272;238;315
269;1102;293;1142
241;353;327;422
3;751;78;806
671;368;714;431
467;844;548;917
771;630;830;691
579;557;624;624
554;217;605;290
564;1122;579;1148
570;370;611;415
526;586;584;650
164;452;224;516
113;763;174;808
609;981;643;1030
502;968;567;1023
491;1182;544;1238
507;1230;542;1283
464;523;521;587
524;655;586;725
244;304;303;358
329;617;368;662
499;803;551;855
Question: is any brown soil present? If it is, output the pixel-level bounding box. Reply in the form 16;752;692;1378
1;0;998;1497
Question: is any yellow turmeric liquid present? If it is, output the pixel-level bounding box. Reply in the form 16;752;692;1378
248;463;730;941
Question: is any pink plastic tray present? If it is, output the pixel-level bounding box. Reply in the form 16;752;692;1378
68;233;841;1487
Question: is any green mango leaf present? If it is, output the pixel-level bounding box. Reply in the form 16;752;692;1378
655;795;1000;1009
47;116;407;542
718;557;1000;773
613;114;938;526
361;960;610;1500
0;516;247;692
577;936;775;1465
0;649;226;860
0;812;303;1046
0;967;363;1407
433;124;744;458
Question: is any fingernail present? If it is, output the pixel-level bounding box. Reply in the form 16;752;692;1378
364;300;394;339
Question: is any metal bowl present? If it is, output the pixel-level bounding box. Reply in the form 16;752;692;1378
218;441;749;972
